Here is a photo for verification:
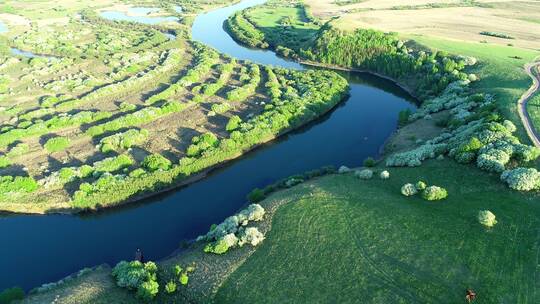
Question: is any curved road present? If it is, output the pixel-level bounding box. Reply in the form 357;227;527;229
518;62;540;147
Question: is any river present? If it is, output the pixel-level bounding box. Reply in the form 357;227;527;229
0;0;415;291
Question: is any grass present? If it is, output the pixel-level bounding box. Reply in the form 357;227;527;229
243;4;319;50
215;160;540;303
528;93;540;136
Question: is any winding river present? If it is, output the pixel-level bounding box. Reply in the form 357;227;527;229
0;0;415;291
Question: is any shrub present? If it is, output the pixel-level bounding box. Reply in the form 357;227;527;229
0;176;38;195
203;239;230;254
355;169;373;180
478;210;497;227
179;273;189;286
99;129;149;153
93;154;133;174
380;170;390;179
338;165;351;174
247;188;265;203
398;109;411;126
136;280;159;301
363;157;375;167
237;204;265;222
142;154;172;172
238;227;265;246
422;186;448;201
165;281;176;294
226;115;242;132
112;261;157;290
476;149;510;173
401;183;418;196
44;136;70;153
0;287;24;304
415;181;427;190
0;156;10;168
500;167;540;191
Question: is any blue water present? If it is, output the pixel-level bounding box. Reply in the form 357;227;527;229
174;6;183;13
10;48;58;60
100;7;179;25
0;0;415;292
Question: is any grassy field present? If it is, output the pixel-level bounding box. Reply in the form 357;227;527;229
529;93;540;137
306;0;540;50
215;160;540;303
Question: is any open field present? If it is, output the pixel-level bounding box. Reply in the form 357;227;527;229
215;160;540;303
305;0;540;50
21;159;540;303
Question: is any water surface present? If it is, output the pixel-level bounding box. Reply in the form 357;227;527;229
100;7;179;25
0;20;6;33
0;0;415;291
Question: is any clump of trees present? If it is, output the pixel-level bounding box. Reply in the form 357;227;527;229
98;129;149;153
421;186;448;200
142;154;172;172
225;11;268;48
112;260;159;301
200;204;266;254
500;167;540;191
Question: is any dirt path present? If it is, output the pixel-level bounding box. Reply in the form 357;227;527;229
517;62;540;148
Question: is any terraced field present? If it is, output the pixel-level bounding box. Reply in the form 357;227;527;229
0;1;348;214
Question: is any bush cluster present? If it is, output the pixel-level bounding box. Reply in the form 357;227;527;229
500;167;540;191
112;260;159;301
98;129;149;153
421;186;448;201
142;154;172;172
478;210;497;227
200;204;266;254
226;64;261;102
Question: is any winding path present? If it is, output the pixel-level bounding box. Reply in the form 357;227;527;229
517;62;540;147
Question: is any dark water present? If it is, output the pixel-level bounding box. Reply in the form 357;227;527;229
0;0;415;292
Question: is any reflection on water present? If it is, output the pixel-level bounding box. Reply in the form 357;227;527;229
10;48;58;60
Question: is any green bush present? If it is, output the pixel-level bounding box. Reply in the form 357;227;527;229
226;115;242;132
142;154;172;172
363;157;375;167
0;176;38;195
0;287;24;304
165;281;176;294
44;137;70;153
93;154;133;174
247;188;265;203
422;186;448;201
203;239;230;254
136;280;159;301
112;260;159;301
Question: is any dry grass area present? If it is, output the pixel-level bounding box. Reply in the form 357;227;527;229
306;0;540;50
